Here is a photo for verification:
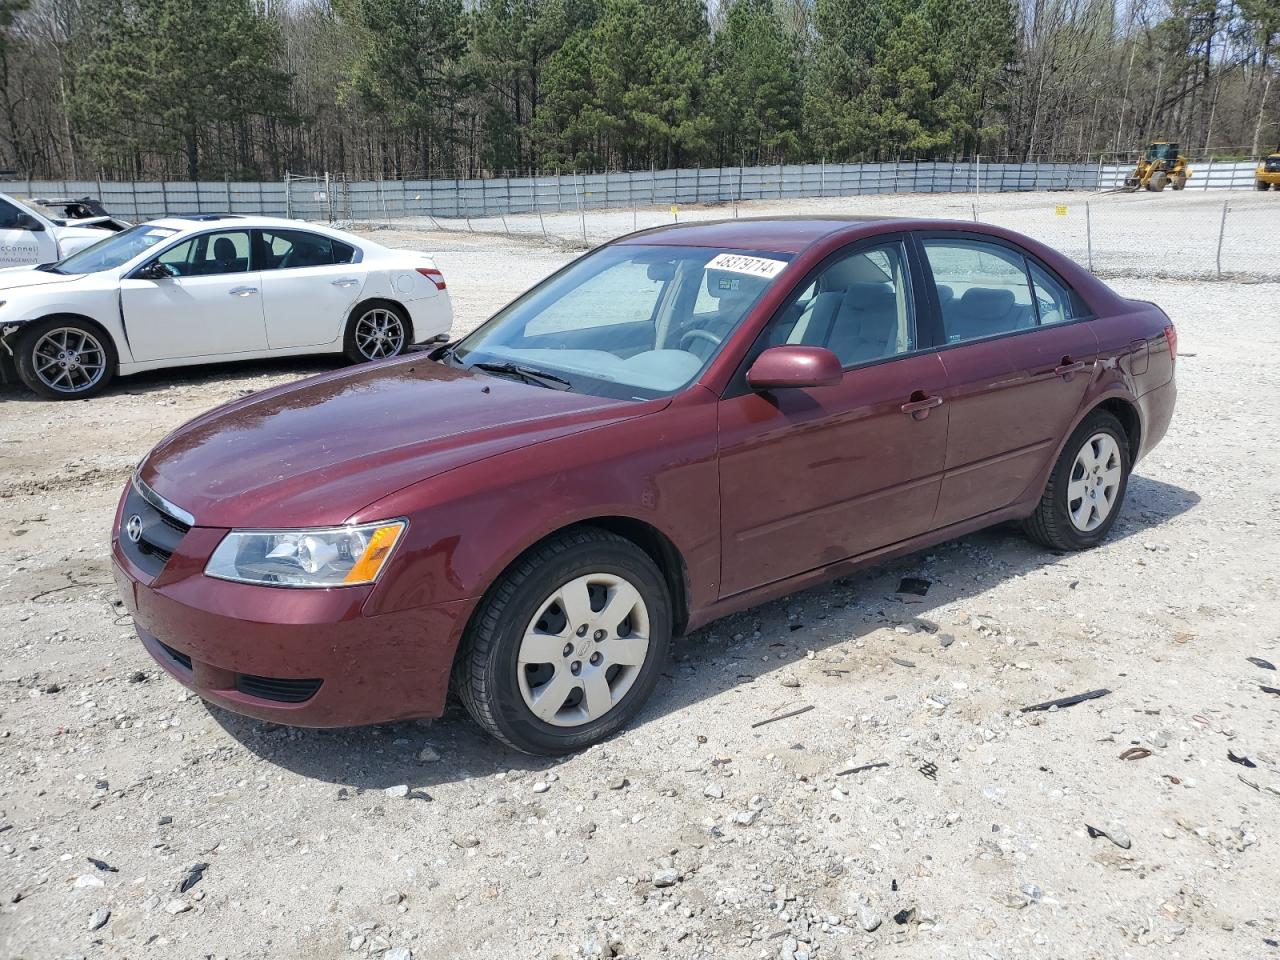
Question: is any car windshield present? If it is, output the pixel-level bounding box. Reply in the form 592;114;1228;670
50;224;179;275
448;243;792;400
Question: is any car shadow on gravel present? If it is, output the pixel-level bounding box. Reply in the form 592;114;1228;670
204;473;1199;792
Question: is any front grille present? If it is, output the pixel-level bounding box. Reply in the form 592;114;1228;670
119;478;192;577
157;640;192;671
236;674;323;704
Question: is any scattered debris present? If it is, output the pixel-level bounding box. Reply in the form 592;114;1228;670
896;577;931;597
1021;689;1111;713
919;761;938;780
88;907;110;931
176;862;208;894
1227;751;1257;769
87;857;117;872
652;868;680;888
836;761;889;776
892;907;916;925
1246;657;1276;671
1261;685;1280;696
750;704;814;728
1119;747;1152;761
890;656;916;668
1086;824;1132;849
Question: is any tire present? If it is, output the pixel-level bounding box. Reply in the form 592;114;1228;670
1171;173;1186;190
455;527;673;756
1023;410;1131;551
14;317;117;400
1258;180;1271;192
342;300;412;364
1146;172;1166;192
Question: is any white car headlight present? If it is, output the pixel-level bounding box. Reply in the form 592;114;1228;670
205;520;406;588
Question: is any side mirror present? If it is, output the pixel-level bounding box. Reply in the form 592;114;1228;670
15;212;44;232
135;261;174;280
746;345;843;390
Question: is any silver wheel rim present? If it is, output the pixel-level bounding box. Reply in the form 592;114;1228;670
1068;432;1123;532
517;573;651;728
32;327;107;394
354;308;405;360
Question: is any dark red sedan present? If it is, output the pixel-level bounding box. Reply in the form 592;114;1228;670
112;217;1176;754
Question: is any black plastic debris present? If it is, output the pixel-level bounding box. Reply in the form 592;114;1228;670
751;704;814;729
893;907;916;925
788;623;803;632
1021;689;1111;712
919;761;938;780
177;862;209;894
87;857;117;873
836;761;889;776
1227;750;1257;768
897;577;931;597
1247;657;1276;671
1262;686;1280;696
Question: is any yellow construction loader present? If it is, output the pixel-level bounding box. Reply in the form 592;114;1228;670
1123;141;1191;192
1256;149;1280;191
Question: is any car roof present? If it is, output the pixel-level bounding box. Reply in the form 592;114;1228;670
615;215;1012;255
146;214;363;243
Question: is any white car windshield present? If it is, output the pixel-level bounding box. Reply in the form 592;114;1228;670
448;244;791;400
49;224;178;275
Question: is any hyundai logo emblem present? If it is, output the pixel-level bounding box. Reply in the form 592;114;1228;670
126;514;144;543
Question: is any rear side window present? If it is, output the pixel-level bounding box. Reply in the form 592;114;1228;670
1028;261;1088;325
923;240;1034;343
257;229;356;270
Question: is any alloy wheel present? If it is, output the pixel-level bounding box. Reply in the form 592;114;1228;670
31;327;108;394
354;308;405;360
1067;432;1123;532
517;573;651;728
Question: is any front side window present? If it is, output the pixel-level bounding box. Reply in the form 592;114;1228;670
0;198;24;230
53;224;178;275
155;230;251;276
769;241;916;367
923;240;1036;343
450;244;791;399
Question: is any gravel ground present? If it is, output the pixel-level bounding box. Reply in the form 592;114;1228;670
2;192;1279;960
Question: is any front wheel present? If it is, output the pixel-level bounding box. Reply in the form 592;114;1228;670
455;527;672;755
342;301;411;363
14;318;117;400
1024;410;1131;551
1258;180;1272;192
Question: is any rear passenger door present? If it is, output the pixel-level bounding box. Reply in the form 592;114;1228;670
255;229;366;349
916;233;1099;527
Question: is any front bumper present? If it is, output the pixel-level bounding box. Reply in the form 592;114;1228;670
111;488;471;727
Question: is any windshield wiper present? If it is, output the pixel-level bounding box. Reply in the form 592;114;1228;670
471;360;572;391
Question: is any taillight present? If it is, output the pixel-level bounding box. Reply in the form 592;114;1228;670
416;267;446;290
1164;322;1177;367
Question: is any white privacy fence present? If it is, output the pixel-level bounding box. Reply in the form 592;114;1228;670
7;159;1266;223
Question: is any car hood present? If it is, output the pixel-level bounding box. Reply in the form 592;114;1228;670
0;267;85;291
139;357;664;529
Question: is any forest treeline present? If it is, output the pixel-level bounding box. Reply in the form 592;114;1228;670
0;0;1276;181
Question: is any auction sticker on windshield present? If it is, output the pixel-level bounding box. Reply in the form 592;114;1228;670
705;252;788;279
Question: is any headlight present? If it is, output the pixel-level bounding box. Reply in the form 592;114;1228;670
204;520;406;588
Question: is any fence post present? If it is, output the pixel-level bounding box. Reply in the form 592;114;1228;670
1216;199;1228;277
160;180;169;216
284;174;291;219
1085;200;1093;272
576;171;587;247
1203;156;1213;191
225;176;231;214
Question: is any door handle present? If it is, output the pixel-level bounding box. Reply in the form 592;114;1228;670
900;393;944;420
1054;357;1088;378
330;277;359;287
228;286;258;296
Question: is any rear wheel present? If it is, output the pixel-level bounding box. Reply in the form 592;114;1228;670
342;301;411;363
14;318;117;400
455;527;672;755
1171;173;1187;190
1024;410;1130;551
1146;172;1167;192
1258;180;1272;192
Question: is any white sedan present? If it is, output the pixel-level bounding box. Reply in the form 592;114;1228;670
0;215;452;398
